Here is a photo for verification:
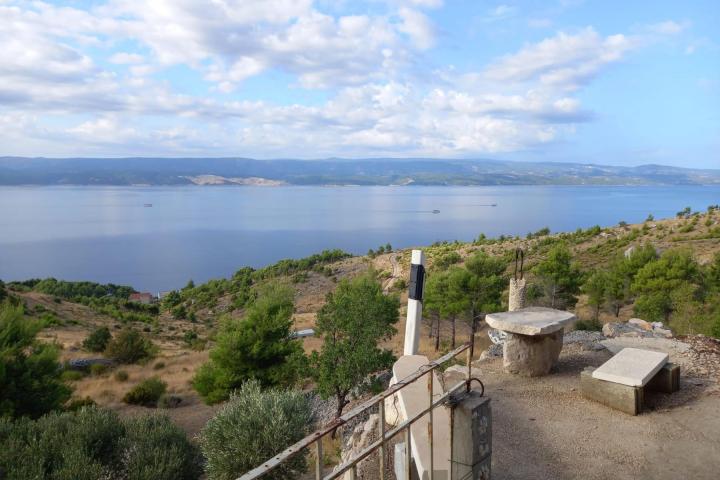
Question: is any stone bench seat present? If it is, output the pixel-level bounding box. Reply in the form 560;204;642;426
581;347;681;415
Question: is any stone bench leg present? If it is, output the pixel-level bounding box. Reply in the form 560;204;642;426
503;330;563;377
646;363;680;393
581;367;644;415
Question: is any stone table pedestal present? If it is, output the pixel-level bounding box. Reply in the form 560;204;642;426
486;307;576;377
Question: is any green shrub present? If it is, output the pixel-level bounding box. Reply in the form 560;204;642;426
83;326;112;352
0;407;201;480
193;283;305;404
123;377;167;407
172;304;187;319
575;319;603;331
115;370;129;382
712;316;720;339
104;328;155;364
199;381;313;480
90;363;110;376
183;329;199;347
158;394;183;409
122;414;202;480
65;396;96;411
61;369;86;382
0;303;71;418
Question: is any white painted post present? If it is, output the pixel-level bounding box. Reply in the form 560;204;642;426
403;249;425;356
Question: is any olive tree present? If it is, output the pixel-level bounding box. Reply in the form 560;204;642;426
310;272;399;421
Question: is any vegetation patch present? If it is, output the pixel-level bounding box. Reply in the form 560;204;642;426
123;377;168;407
199;380;313;480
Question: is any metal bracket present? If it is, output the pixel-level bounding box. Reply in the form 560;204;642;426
513;248;524;281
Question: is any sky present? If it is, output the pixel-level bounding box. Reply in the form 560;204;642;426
0;0;718;167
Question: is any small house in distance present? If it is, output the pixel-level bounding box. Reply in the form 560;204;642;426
128;292;154;305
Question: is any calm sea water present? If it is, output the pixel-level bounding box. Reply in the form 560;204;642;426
0;185;718;291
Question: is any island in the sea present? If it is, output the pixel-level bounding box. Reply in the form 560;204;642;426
1;156;719;186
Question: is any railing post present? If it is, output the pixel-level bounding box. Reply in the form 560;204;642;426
404;425;412;480
379;400;386;480
428;371;434;480
449;407;454;480
315;438;323;480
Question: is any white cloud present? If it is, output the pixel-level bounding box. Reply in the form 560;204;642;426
398;7;436;50
644;20;689;35
483;28;635;90
109;52;144;64
0;1;694;158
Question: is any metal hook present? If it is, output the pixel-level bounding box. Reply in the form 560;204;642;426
514;248;524;281
465;377;485;396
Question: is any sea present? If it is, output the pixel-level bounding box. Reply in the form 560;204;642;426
1;185;718;291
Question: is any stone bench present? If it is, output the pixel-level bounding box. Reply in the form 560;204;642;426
486;307;576;376
581;347;681;415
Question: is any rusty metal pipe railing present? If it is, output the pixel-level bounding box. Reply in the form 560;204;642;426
237;341;474;480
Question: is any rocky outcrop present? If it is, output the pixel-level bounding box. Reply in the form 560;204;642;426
602;319;673;339
335;414;383;479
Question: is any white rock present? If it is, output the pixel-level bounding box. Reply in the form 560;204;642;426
628;318;652;331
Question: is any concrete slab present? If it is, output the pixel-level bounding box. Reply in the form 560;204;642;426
485;307;576;336
592;348;668;387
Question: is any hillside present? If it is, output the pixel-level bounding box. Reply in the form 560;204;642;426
1;157;720;186
3;207;720;435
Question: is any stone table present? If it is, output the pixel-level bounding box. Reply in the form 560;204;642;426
486;307;576;376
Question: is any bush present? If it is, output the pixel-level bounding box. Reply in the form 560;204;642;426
104;328;155;364
90;363;110;376
123;377;167;407
183;329;199;346
122;414;202;480
158;394;183;409
65;396;96;411
0;407;201;480
199;381;313;480
61;369;86;382
0;303;71;418
115;370;129;382
575;319;603;331
83;326;112;352
193;283;305;404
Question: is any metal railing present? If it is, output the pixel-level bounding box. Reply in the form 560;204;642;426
238;339;479;480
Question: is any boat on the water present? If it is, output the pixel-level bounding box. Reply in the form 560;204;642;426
144;204;153;207
432;209;440;214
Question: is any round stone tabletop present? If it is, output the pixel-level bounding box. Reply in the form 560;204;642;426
486;307;576;336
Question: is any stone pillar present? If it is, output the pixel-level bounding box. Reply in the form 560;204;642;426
404;250;425;356
503;330;563;377
451;391;492;480
508;278;526;312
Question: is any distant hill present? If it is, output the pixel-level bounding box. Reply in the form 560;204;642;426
1;157;719;186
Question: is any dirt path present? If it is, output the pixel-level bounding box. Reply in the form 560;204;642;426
446;342;720;480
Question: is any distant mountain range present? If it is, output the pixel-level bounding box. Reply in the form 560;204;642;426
1;157;719;186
